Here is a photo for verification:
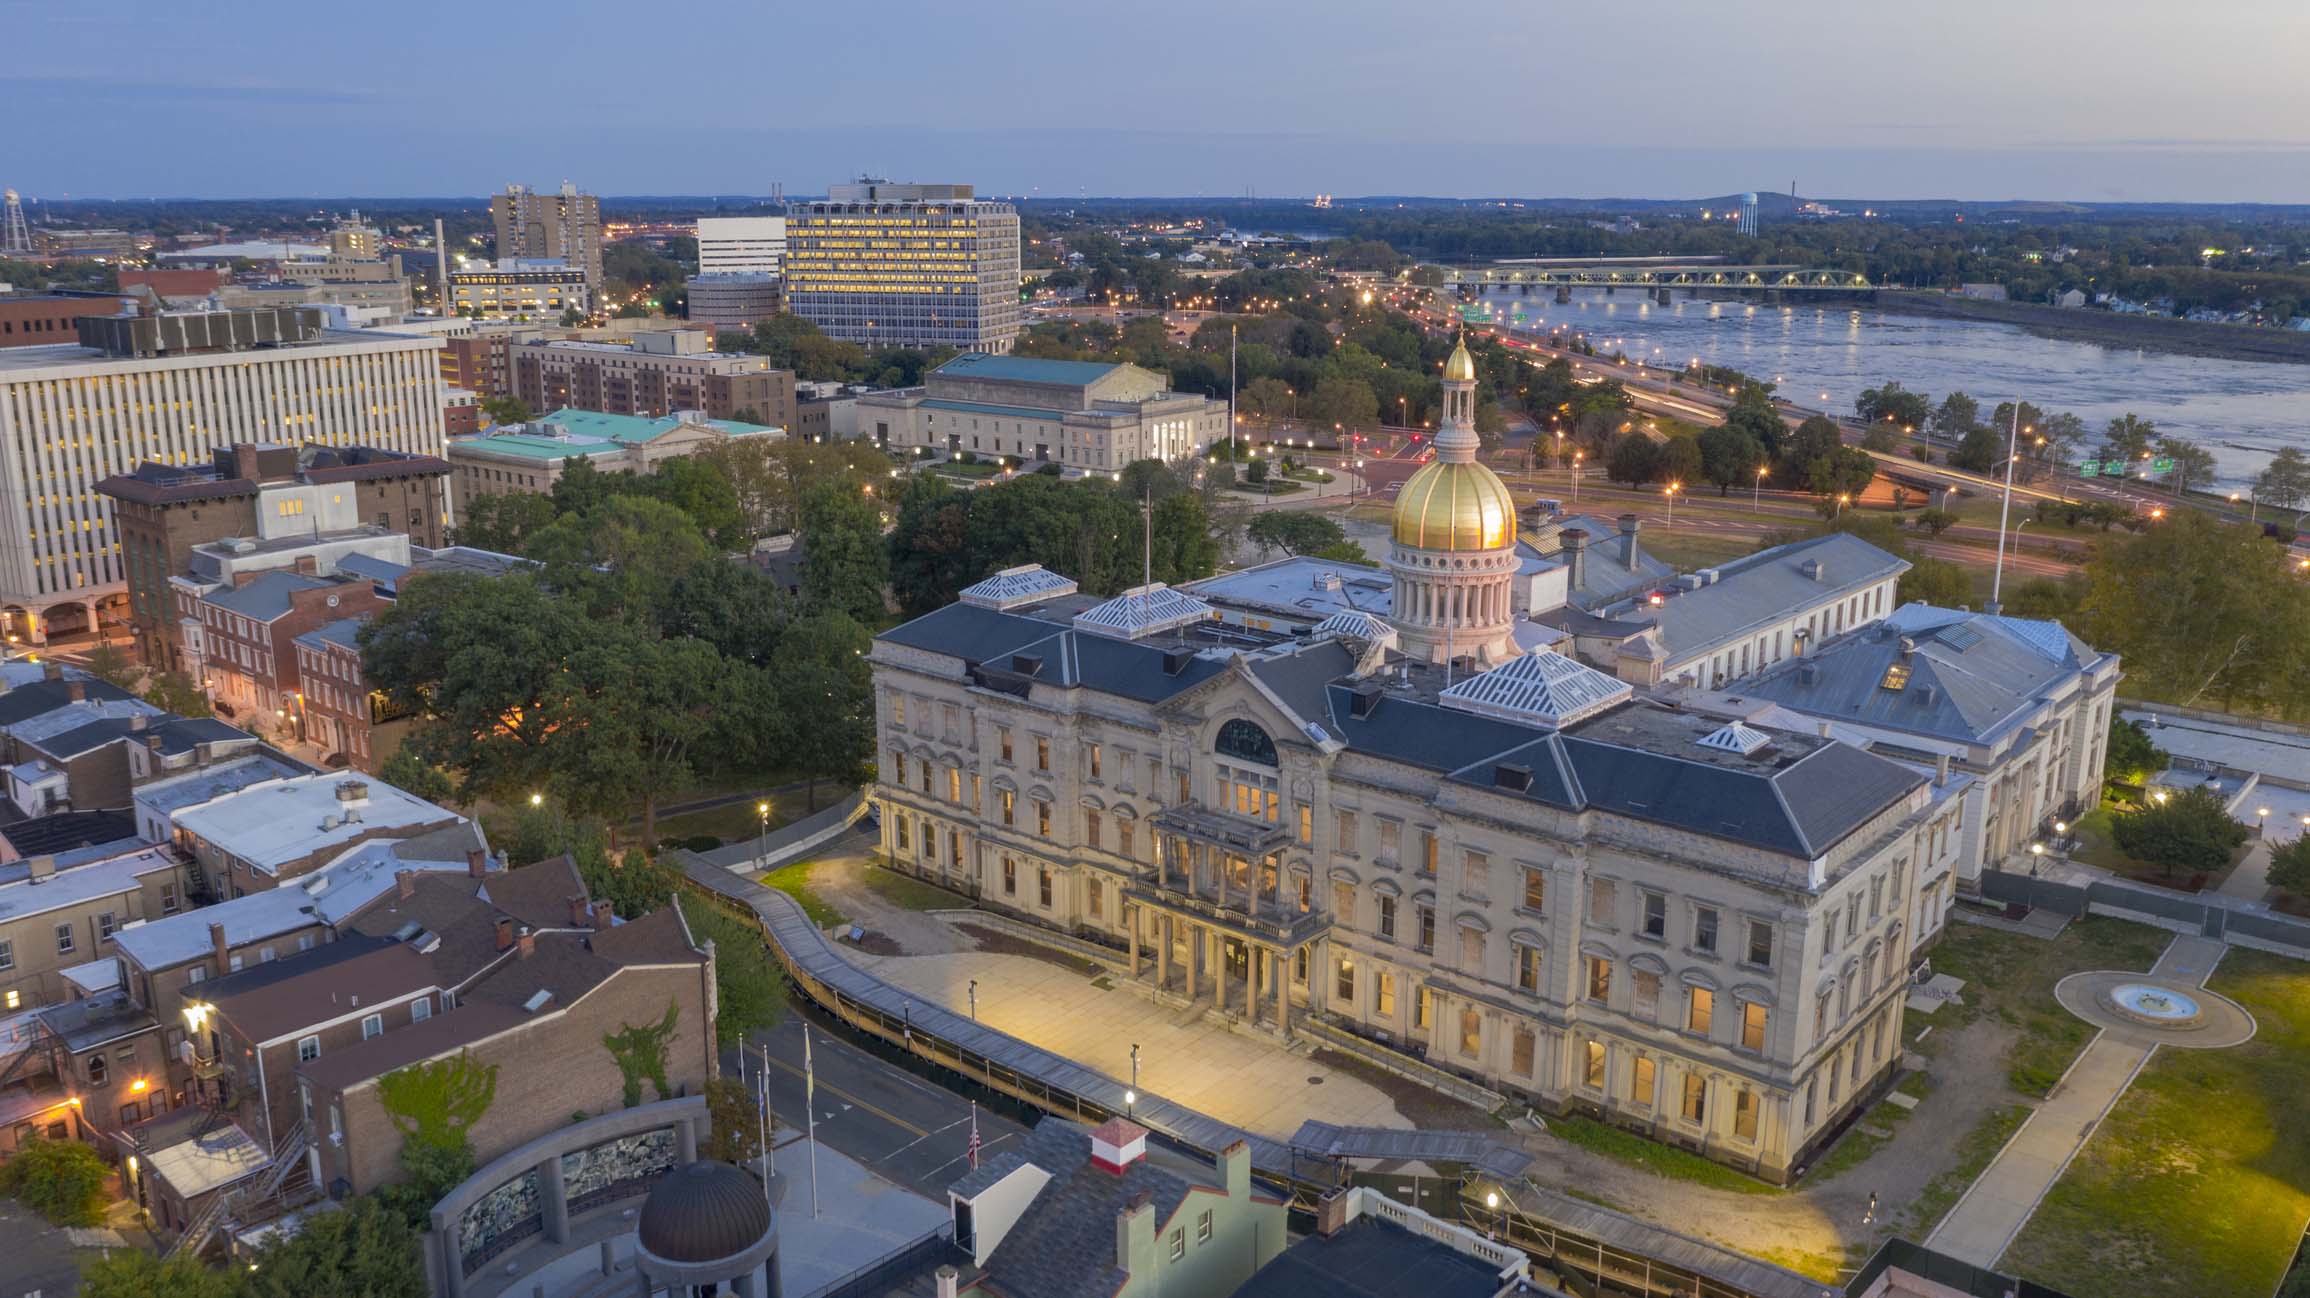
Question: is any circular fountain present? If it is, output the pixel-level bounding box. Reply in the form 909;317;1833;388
2104;983;2203;1027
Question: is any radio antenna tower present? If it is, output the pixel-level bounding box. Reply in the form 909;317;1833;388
1;190;31;255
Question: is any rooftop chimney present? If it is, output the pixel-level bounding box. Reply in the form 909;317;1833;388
396;869;415;900
935;1267;959;1298
26;855;55;883
467;848;488;879
494;916;514;952
210;921;230;975
568;895;591;927
1317;1187;1354;1238
1617;513;1641;569
65;681;85;703
41;662;61;683
334;780;370;807
1560;526;1588;594
1218;1138;1251;1203
232;445;262;482
294;555;320;576
1115;1192;1156;1280
515;927;535;959
129;713;148;733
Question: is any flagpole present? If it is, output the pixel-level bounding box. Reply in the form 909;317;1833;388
803;1023;820;1218
760;1044;775;1176
756;1047;771;1213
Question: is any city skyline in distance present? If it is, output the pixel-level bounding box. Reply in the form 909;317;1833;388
10;0;2310;203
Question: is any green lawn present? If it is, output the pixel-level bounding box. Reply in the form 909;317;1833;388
1922;916;2170;1095
2002;949;2310;1298
759;861;845;929
1543;1114;1779;1195
863;865;973;912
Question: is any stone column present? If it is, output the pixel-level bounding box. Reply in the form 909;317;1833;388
1274;950;1289;1036
437;1220;466;1298
678;1117;698;1163
1128;904;1141;978
1309;938;1328;1013
541;1150;569;1244
1157;913;1172;991
1215;931;1228;1011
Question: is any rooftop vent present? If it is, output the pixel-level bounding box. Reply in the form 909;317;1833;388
1798;559;1823;582
1161;647;1194;676
1493;764;1533;792
1797;663;1820;686
1312;571;1342;592
1009;653;1044;677
1349;684;1383;719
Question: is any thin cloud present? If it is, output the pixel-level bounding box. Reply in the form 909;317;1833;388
2;75;384;105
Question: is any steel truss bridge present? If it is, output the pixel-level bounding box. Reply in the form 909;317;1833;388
1439;264;1875;292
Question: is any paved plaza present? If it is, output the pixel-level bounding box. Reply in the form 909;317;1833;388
853;948;1410;1140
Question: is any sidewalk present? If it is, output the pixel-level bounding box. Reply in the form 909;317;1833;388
1925;935;2223;1266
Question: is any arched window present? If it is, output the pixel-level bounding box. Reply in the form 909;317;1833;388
1214;719;1277;767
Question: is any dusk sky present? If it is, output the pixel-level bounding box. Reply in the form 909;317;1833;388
10;0;2310;203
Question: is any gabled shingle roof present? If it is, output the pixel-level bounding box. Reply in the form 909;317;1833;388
970;1119;1197;1298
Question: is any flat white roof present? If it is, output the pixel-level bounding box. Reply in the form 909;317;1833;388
145;1122;268;1198
0;846;176;928
111;841;470;971
170;773;454;875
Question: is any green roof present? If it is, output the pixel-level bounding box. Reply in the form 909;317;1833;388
456;408;779;462
935;353;1125;387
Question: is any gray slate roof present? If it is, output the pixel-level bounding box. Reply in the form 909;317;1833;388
876;602;1229;704
1235;1216;1509;1298
972;1119;1195;1298
1633;531;1909;665
203;569;335;621
1734;604;2103;747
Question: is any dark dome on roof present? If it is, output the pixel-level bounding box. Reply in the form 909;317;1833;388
637;1161;772;1264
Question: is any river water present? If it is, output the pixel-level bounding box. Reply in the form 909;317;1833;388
1472;287;2310;489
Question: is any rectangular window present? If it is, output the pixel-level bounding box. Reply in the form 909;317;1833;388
1037;867;1053;907
1734;1089;1759;1141
1297;805;1313;845
1169;1228;1185;1261
361;1013;384;1039
1632;1056;1657;1108
1521;867;1545;913
1376;972;1396;1017
1641;891;1667;938
1742;1001;1769;1051
1035;737;1050;772
896;817;911;851
1585;955;1611;1003
297;1036;321;1062
1335;810;1358;853
1414;984;1432;1029
1584;1040;1606;1089
1335;955;1356;1004
1688;987;1715;1035
1462;848;1489;890
98;913;118;940
1085;809;1102;848
1420;832;1438;875
1088;744;1102;779
1458;926;1484;970
1416;904;1434;953
1197;1209;1213;1243
891;694;906;728
413;999;433;1024
1002;857;1017;895
1000;790;1015;827
1682;1073;1708;1124
1087;880;1103;919
1177;770;1191;805
948;767;962;803
1377;895;1397;942
1458;1008;1482;1059
1333;882;1356;924
1117;820;1135;860
160;882;180;915
1516;943;1542;993
1588;878;1615;925
1694;907;1720;955
1512;1027;1535;1076
1633;969;1662;1021
54;923;73;955
997;727;1012;763
1378;819;1401;859
1746;920;1774;969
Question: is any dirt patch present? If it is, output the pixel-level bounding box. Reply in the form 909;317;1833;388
850;931;906;956
953;923;1103;977
1309;1048;1496;1131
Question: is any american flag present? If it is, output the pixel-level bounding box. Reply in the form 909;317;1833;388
966;1101;981;1169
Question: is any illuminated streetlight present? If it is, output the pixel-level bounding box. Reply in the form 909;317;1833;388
529;792;543;808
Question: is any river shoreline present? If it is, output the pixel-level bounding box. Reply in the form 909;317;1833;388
1873;292;2310;366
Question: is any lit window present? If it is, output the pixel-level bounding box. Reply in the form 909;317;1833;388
1879;662;1911;691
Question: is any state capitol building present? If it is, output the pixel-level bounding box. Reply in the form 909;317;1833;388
864;337;2118;1182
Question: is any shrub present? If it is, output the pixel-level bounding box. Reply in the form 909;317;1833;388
2110;786;2247;878
2268;835;2310;897
0;1137;109;1226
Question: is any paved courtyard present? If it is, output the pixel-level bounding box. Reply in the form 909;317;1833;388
852;948;1409;1141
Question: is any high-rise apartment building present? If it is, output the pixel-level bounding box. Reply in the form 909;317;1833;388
509;329;796;425
695;215;786;276
490;182;604;288
0;307;448;643
784;180;1021;353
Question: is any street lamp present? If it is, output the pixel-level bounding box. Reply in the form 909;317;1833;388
1124;1088;1136;1118
757;800;772;864
2256;807;2271;835
1754;464;1767;512
1663;481;1681;529
1571;450;1584;505
1484;1189;1503;1240
1835;492;1851;518
968;979;978;1022
529;791;543;808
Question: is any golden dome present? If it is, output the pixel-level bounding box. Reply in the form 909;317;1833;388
1392;458;1517;552
1442;336;1478;383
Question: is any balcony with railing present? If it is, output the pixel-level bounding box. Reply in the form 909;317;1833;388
1131;813;1330;948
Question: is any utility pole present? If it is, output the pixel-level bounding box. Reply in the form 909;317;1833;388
1229;323;1239;459
1990;403;2022;612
